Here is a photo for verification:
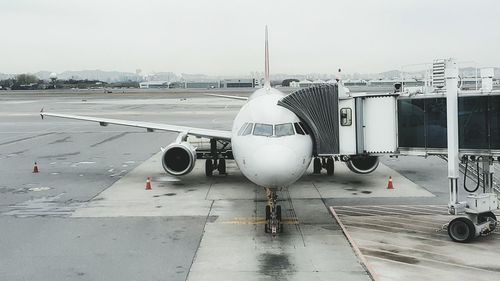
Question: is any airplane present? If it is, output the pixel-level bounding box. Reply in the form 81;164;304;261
41;27;379;235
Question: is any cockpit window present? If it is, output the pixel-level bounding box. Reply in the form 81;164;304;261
299;122;310;135
275;123;294;137
242;123;254;135
238;122;249;136
253;123;273;137
294;122;305;135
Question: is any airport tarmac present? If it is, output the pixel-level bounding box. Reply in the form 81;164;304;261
1;89;499;281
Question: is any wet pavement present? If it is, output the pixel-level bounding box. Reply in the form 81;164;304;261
1;90;499;281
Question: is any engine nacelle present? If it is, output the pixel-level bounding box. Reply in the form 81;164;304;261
162;142;197;176
346;155;379;174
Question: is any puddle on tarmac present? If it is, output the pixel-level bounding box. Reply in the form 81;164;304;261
362;248;419;264
259;253;294;277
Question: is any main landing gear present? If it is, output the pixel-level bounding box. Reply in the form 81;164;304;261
205;138;228;177
264;188;283;235
313;156;334;175
205;158;226;176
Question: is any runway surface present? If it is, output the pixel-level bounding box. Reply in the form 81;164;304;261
1;89;499;281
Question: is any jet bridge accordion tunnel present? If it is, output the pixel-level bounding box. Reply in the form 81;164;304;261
278;84;340;156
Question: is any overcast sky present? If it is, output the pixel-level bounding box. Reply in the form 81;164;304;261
1;0;499;75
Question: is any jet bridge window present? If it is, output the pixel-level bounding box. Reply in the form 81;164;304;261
275;123;295;137
340;108;352;126
253;123;273;137
242;123;254;136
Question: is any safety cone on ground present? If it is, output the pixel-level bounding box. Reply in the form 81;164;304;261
33;162;39;173
145;177;152;190
387;176;393;189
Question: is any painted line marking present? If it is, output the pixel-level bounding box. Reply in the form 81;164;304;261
329;206;379;281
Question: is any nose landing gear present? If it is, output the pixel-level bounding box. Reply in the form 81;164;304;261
264;188;283;235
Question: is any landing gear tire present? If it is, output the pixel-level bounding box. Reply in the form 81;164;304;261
313;158;321;174
265;205;271;220
205;159;213;177
448;217;475;243
276;205;282;221
326;157;334;176
218;158;226;175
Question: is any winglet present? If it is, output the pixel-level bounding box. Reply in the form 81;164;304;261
40;108;44;120
264;25;270;89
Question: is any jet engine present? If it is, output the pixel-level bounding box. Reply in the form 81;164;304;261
162;142;197;176
346;155;379;174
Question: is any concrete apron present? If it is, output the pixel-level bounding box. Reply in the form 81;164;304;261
72;152;433;280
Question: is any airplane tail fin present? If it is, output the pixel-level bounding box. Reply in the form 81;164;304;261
264;26;270;88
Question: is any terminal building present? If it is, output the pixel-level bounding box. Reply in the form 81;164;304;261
139;81;169;89
184;81;220;89
220;79;256;88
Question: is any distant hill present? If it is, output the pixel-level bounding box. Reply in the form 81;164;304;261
2;66;500;83
459;67;500;78
0;73;14;80
34;71;52;80
58;70;141;82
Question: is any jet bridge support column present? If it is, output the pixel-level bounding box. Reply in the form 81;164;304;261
482;158;494;193
446;62;461;214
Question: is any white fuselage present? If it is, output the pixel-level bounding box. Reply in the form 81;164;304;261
231;87;313;188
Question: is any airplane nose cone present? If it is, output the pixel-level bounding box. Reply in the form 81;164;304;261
245;145;303;187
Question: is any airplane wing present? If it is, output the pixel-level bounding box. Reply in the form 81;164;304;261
40;111;232;140
204;93;248;101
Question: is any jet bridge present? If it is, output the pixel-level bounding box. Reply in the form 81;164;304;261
278;84;398;157
278;61;499;242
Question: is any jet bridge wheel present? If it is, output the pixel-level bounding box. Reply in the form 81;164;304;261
478;211;497;223
448;217;475;243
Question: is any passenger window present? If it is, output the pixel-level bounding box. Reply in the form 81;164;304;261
294;122;305;135
275;123;294;137
299;122;310;135
242;123;254;135
253;123;273;137
238;122;248;136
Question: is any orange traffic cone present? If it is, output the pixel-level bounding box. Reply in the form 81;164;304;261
145;177;152;190
33;162;39;173
387;176;393;189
